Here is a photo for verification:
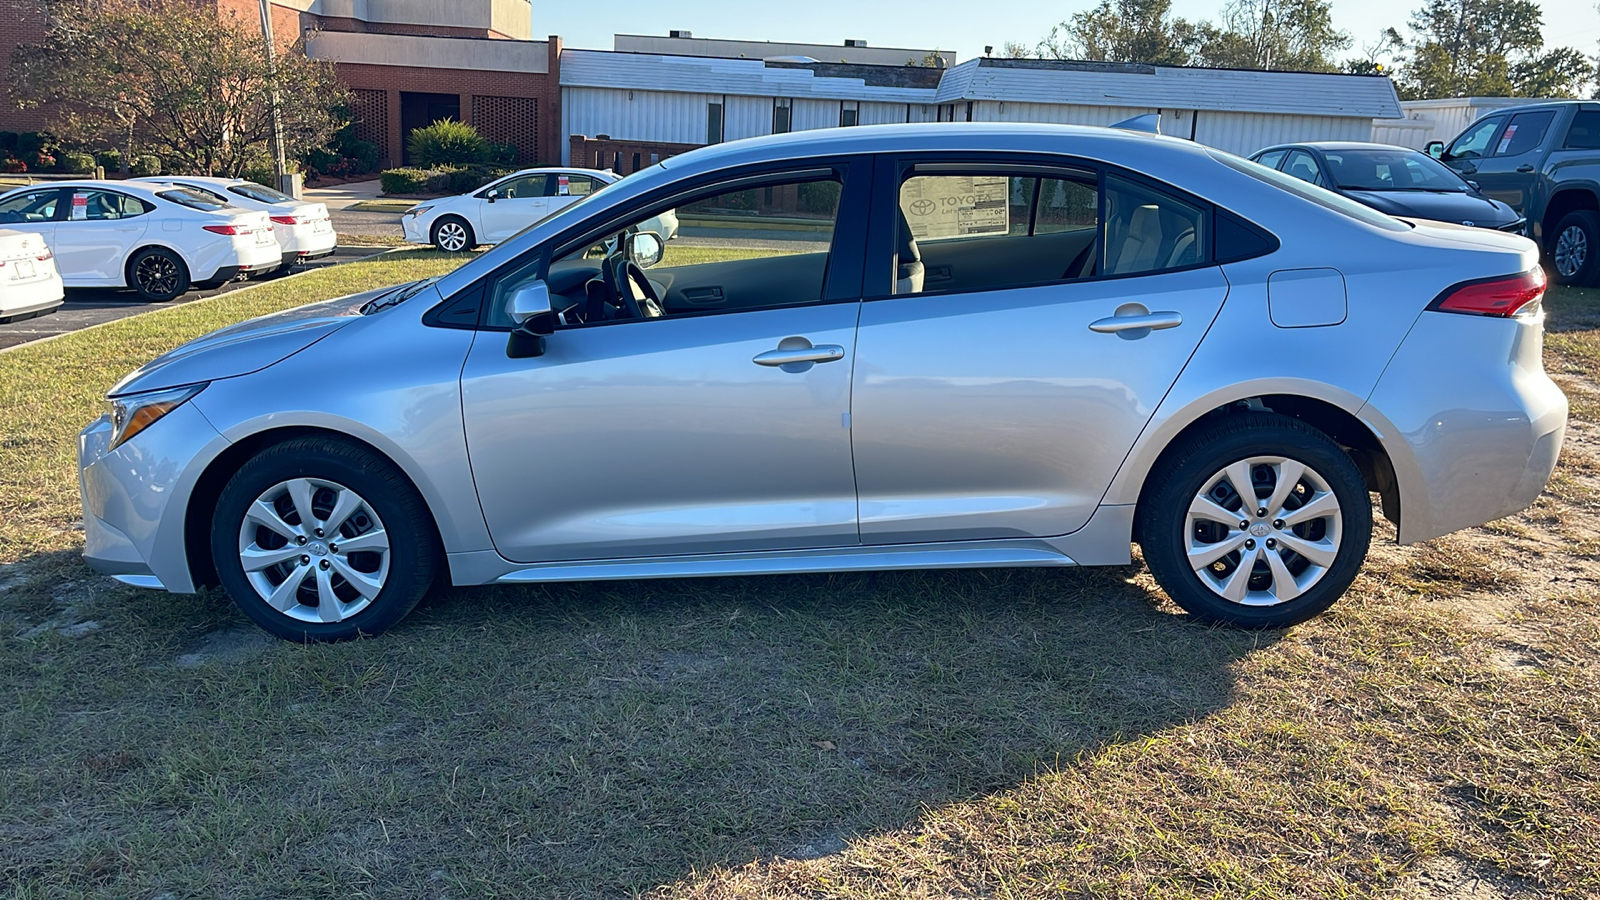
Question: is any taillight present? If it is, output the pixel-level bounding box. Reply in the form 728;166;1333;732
269;215;305;225
37;248;52;261
202;224;249;235
1428;268;1546;318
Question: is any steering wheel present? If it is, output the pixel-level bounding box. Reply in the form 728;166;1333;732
604;253;664;319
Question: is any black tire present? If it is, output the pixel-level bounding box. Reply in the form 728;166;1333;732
1549;210;1600;287
127;246;190;302
431;216;476;253
1137;412;1372;628
210;438;439;641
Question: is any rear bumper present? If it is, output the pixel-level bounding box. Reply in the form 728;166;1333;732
0;272;64;320
1362;309;1567;543
78;405;229;593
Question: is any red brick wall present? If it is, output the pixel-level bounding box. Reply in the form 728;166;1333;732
0;0;54;132
570;136;698;173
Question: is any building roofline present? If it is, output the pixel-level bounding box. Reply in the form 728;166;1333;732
612;32;952;57
975;56;1397;80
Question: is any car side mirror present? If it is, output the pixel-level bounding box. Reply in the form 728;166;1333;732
1467;180;1481;191
627;231;664;269
1424;141;1445;160
486;189;499;203
506;281;555;359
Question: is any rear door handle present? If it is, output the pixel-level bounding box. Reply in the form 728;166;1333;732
1089;311;1183;333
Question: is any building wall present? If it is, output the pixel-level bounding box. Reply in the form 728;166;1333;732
0;0;51;133
569;135;698;173
1190;111;1372;156
1370;98;1543;149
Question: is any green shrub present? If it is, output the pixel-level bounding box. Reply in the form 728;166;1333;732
406;119;486;168
58;151;96;174
16;132;49;160
0;133;17;155
345;139;379;174
445;166;511;194
130;154;162;177
486;142;518;167
95;149;122;171
380;167;456;194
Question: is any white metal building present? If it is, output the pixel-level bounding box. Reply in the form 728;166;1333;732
562;51;1405;162
1370;97;1556;149
613;32;956;67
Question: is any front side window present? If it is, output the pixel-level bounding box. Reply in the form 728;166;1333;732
1448;115;1506;160
489;174;548;199
71;190;152;220
501;172;843;329
1496;110;1557;157
0;189;61;223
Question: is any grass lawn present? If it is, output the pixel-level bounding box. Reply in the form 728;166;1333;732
1;265;1597;898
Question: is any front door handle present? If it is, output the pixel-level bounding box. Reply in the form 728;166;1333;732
1089;311;1183;334
1516;164;1536;173
753;337;845;372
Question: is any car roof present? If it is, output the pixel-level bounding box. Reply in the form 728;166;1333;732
133;175;246;187
505;167;616;179
0;179;174;198
1257;141;1422;154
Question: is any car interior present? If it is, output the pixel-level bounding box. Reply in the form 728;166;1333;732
0;190;60;224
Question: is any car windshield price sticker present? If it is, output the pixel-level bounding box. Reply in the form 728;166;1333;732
901;175;1010;240
557;175;571;196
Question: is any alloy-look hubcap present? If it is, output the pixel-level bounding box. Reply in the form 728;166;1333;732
437;223;467;251
237;477;391;623
1556;224;1589;278
1184;455;1343;607
136;255;177;295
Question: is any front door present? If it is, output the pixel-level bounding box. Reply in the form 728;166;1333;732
851;160;1231;543
460;164;867;563
478;173;553;243
57;189;150;285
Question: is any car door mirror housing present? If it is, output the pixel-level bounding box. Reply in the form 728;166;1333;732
486;189;499;203
1424;141;1445;159
506;281;555;359
1467;180;1481;191
628;231;664;268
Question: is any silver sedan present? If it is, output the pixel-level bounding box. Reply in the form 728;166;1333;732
78;123;1567;641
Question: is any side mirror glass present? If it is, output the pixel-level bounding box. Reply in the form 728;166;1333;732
1424;141;1445;159
628;231;664;269
507;281;555;359
486;189;499;203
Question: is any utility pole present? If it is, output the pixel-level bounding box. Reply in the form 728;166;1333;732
257;0;289;192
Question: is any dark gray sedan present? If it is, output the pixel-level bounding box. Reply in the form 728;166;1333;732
1250;142;1523;233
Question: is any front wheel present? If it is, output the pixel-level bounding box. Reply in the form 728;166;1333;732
431;216;475;253
210;438;440;641
1550;210;1600;287
127;247;190;302
1138;413;1372;628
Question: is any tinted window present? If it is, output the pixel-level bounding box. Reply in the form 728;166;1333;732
1496;111;1557;156
1565;111;1600;150
1282;150;1325;187
1103;174;1205;275
1254;149;1288;170
491;174;548;199
157;188;230;211
548;174;598;198
1208;149;1411;232
69;190;151;220
229;182;293;203
0;189;61;223
1447;115;1506;160
176;184;232;206
1322;149;1467;192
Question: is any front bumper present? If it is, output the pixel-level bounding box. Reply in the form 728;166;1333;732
1363;308;1567;543
402;215;430;244
79;404;229;593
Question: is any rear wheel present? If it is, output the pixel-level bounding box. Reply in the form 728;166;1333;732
1550;210;1600;287
210;438;439;641
128;247;190;302
1138;413;1372;628
431;216;475;253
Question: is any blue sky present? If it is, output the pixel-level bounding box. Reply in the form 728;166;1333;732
538;0;1597;68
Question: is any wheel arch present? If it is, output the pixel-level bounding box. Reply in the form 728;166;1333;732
1541;187;1600;246
122;241;192;288
1127;391;1400;536
183;425;448;590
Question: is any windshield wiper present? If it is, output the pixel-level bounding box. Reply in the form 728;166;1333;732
361;277;438;314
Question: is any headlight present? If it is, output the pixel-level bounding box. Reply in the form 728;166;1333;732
403;205;432;220
108;383;207;449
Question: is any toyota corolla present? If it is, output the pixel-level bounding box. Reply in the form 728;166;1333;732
78;123;1566;641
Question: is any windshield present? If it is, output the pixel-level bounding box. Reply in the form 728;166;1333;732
157;188;232;211
1322;149;1468;192
1208;149;1411;232
360;277;440;314
229;182;294;203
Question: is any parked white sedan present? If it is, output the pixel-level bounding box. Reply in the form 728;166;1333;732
135;176;337;271
0;227;63;323
403;167;679;252
0;180;281;301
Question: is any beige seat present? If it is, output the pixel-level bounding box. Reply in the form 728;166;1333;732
1108;204;1163;274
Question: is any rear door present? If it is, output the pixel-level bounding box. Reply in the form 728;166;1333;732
850;156;1231;543
1470;108;1562;216
478;173;553;243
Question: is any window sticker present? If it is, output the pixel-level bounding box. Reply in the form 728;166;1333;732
557;175;571;196
71;192;89;220
901;175;1010;240
1496;124;1519;156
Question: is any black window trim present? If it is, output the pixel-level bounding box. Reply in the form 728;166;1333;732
66;187;154;220
429;155;873;332
865;150;1236;301
1493;109;1558;158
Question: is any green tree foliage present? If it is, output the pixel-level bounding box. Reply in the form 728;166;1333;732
1037;0;1197;66
1394;0;1595;98
6;0;346;176
405;119;488;168
1035;0;1350;72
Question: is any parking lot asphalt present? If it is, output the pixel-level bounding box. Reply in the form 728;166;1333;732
0;245;386;352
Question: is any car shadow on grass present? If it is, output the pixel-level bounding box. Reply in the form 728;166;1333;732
1;553;1277;898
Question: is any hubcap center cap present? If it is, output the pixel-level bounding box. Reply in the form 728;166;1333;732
1249;522;1271;537
307;541;329;557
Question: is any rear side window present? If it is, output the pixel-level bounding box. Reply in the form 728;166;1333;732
1103;174;1205;276
158;188;231;211
1209;149;1410;232
1564;111;1600;150
0;189;61;223
1495;111;1557;156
